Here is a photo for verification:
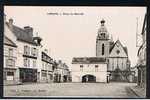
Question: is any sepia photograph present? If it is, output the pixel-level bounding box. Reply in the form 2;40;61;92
3;6;146;98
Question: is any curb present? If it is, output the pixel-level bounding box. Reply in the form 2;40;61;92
126;86;145;98
127;87;140;97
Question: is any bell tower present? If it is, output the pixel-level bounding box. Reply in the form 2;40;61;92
96;19;110;58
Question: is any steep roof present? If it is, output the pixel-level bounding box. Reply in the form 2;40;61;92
141;13;147;35
72;57;107;64
6;22;37;45
4;36;17;47
109;41;115;53
109;39;128;56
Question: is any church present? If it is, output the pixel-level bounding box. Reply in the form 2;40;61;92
96;19;131;82
71;19;131;82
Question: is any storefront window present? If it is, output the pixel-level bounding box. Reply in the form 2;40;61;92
7;72;14;80
7;71;14;77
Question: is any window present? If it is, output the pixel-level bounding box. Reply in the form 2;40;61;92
103;33;105;38
3;72;6;80
80;65;83;71
7;72;14;76
31;47;37;57
24;58;30;67
28;46;30;55
8;48;13;56
28;59;30;67
42;62;44;69
7;72;14;80
45;63;48;70
24;58;27;67
6;59;15;67
48;64;52;71
95;65;98;72
42;72;47;77
49;74;53;80
33;60;36;67
24;46;28;55
102;43;105;55
122;62;123;69
24;45;30;55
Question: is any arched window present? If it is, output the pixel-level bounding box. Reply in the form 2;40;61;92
102;43;105;55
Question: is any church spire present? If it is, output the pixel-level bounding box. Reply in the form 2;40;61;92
100;19;105;26
97;19;109;40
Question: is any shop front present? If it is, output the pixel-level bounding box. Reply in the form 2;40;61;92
19;68;37;83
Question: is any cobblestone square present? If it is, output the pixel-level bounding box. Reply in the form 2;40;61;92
4;82;139;98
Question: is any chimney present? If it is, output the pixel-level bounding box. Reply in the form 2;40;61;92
9;18;13;25
24;26;33;38
44;49;48;54
8;18;13;30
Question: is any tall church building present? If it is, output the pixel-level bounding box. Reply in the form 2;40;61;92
96;19;131;82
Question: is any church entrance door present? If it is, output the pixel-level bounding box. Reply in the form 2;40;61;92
82;74;96;83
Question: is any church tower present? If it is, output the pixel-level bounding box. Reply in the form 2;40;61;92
96;19;110;58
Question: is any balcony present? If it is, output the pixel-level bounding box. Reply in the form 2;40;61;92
23;53;37;59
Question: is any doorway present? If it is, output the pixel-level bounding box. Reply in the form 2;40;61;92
82;74;96;82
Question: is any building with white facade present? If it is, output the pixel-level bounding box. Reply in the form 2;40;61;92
53;60;71;82
5;18;42;83
71;57;107;82
4;36;18;85
71;19;131;83
38;50;54;83
4;17;71;84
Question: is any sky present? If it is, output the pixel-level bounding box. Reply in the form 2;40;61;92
4;6;146;69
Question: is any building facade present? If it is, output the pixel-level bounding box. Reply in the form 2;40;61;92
5;18;41;83
4;17;71;84
39;51;53;83
96;19;131;82
71;57;107;82
53;60;70;83
137;14;146;89
4;36;19;85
